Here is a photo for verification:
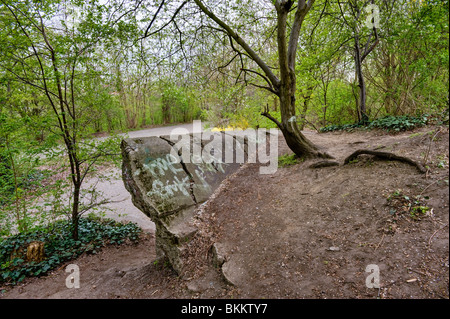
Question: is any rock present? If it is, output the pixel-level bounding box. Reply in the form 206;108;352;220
221;259;246;287
186;281;201;293
160;133;243;203
121;137;196;217
154;208;198;273
328;246;341;252
121;133;245;276
211;243;227;268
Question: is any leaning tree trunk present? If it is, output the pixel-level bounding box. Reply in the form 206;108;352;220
278;84;332;159
271;0;332;159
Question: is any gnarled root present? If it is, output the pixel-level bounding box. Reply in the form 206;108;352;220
344;149;426;174
309;160;340;169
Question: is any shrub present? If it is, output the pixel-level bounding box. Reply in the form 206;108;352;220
319;114;429;133
319;122;366;133
369;115;429;132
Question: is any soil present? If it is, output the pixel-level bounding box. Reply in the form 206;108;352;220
1;126;448;299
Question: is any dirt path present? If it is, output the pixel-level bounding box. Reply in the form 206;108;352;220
206;127;449;298
1;126;448;299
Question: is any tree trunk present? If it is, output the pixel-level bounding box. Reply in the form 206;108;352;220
66;143;82;240
354;36;368;123
71;179;81;241
298;88;312;130
278;86;332;159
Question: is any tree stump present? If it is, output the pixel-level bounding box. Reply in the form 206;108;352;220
26;241;45;263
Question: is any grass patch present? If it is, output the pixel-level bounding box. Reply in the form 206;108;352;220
0;217;142;285
278;154;300;168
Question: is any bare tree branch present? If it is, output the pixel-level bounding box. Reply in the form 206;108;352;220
141;0;189;40
261;104;283;129
193;0;280;90
241;68;277;95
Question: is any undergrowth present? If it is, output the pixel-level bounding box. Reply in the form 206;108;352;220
320;114;430;133
0;217;142;285
386;190;431;221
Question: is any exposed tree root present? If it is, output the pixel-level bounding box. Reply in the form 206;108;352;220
309;160;340;169
344;149;427;173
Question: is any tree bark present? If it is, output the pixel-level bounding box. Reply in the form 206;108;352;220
298;86;313;130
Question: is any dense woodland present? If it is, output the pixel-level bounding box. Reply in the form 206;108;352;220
0;0;448;284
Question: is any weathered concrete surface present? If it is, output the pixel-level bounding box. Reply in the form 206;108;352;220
121;133;244;275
